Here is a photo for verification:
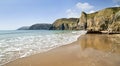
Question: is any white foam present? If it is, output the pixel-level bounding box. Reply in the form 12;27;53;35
0;30;86;66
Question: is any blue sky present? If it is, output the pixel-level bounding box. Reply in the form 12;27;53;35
0;0;119;30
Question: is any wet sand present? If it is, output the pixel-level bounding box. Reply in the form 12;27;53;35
4;34;120;66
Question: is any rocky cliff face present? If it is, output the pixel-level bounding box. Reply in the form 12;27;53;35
110;11;120;32
18;7;120;33
29;23;52;30
78;12;87;30
50;18;79;30
50;7;120;33
79;7;120;33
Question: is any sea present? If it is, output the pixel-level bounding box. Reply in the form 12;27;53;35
0;30;86;65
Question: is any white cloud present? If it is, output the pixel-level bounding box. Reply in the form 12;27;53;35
66;9;80;18
113;0;120;6
114;4;119;7
66;2;95;18
76;2;94;10
88;10;95;13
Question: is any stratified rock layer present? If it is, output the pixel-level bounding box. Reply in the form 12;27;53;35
79;7;120;33
51;7;120;33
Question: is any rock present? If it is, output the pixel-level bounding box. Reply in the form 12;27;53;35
109;11;120;32
29;23;52;30
78;12;87;30
18;7;120;33
78;7;120;33
50;18;79;30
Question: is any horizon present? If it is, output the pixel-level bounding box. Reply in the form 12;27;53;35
0;0;119;30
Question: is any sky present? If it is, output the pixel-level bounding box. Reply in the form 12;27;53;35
0;0;119;30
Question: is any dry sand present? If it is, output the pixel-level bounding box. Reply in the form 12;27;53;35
4;34;120;66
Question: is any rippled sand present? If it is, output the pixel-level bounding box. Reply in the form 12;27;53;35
4;34;120;66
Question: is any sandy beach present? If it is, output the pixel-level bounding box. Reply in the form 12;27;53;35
4;34;120;66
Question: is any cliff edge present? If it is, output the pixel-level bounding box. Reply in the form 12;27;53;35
50;18;79;30
78;7;120;33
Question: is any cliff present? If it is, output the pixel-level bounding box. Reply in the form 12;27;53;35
17;26;29;30
50;7;120;33
49;18;79;30
18;24;52;30
78;7;120;33
29;23;52;30
18;7;120;33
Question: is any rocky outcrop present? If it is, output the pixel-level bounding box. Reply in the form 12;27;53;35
29;23;52;30
79;7;120;33
109;11;120;32
50;7;120;33
50;18;79;30
78;12;87;30
18;7;120;33
17;26;29;30
18;24;52;30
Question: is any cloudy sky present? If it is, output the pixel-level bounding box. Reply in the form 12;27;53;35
0;0;119;30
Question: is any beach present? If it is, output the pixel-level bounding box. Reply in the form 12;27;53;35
0;0;120;66
4;34;120;66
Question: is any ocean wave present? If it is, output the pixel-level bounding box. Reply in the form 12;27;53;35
0;30;86;66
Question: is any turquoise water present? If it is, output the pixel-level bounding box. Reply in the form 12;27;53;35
0;30;86;65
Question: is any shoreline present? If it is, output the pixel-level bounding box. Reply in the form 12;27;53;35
4;34;120;66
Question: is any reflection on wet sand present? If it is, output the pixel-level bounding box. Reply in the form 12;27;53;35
75;34;120;66
79;34;120;54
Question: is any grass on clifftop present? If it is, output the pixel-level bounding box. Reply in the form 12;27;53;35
87;7;120;19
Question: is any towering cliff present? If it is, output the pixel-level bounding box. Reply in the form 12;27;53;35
50;7;120;33
110;11;120;32
78;12;87;30
79;7;120;33
50;18;79;30
18;7;120;33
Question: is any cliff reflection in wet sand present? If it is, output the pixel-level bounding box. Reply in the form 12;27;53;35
79;34;120;53
77;34;120;66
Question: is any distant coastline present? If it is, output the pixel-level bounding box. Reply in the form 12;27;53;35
17;23;52;30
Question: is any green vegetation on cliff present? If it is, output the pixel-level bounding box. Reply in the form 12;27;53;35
17;26;29;30
18;24;52;30
87;7;120;19
50;7;120;33
50;18;79;30
18;7;120;33
79;7;120;33
29;23;52;30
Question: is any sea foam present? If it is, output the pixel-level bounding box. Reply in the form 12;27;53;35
0;30;86;66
